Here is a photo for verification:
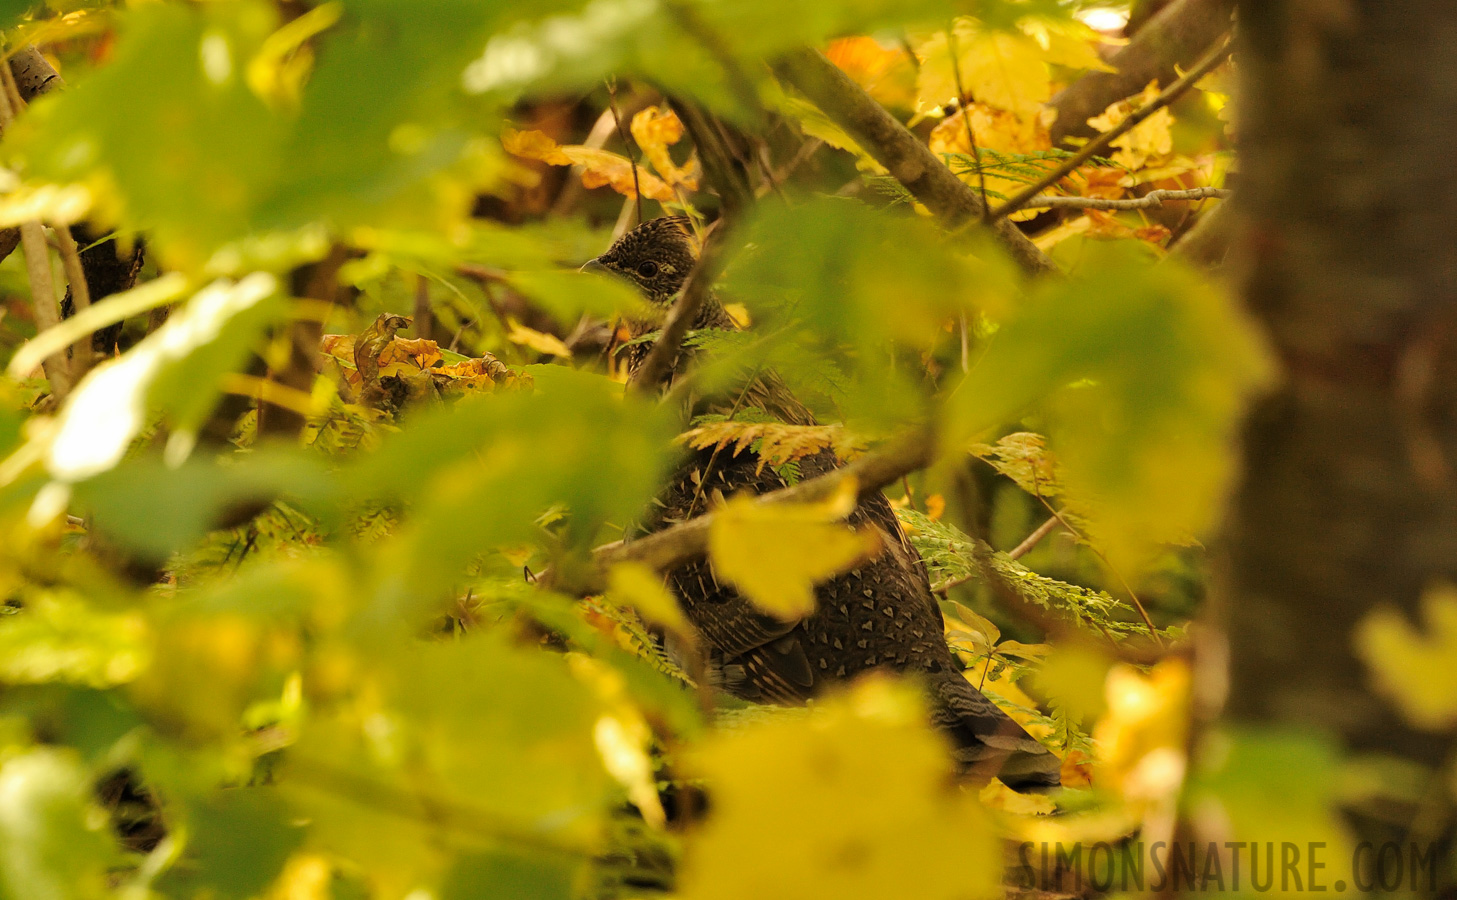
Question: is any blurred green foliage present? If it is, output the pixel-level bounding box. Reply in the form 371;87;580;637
0;0;1313;897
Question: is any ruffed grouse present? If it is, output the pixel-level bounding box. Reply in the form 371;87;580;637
587;217;1061;792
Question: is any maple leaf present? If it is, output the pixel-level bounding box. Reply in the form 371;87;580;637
708;480;881;621
915;21;1050;119
502;128;677;201
1088;82;1175;170
629;105;700;190
1355;584;1457;730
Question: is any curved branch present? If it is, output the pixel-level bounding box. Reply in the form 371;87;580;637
1049;0;1235;145
774;49;1058;278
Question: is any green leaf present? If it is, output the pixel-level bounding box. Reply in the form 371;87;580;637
45;274;285;483
74;448;335;561
441;848;582;900
0;749;118;900
159;787;304;900
947;243;1272;571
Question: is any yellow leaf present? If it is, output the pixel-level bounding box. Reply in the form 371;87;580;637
773;92;888;175
607;562;690;636
707;482;879;621
927;102;1050;221
1087;82;1175;170
506;318;572;357
917;22;1050;119
680;677;1000;900
679;421;865;471
629;106;701;189
1355;584;1457;730
1093;659;1190;799
502;128;677;201
1018;17;1120;72
979;780;1056;816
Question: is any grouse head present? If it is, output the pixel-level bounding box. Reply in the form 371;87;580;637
582;216;697;303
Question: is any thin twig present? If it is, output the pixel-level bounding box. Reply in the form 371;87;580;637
1022;187;1230;212
53;226;94;380
775;48;1057;277
1009;515;1060;561
945;23;989;221
1031;487;1163;648
989;36;1233;222
412;274;432;342
605;78;643;227
0;65;68;396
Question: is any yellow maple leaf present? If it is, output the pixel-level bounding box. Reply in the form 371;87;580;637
1355;584;1457;730
679;676;1000;900
607;562;691;636
1017;17;1119;73
502;128;677;201
917;22;1050;119
707;481;880;621
1087;82;1175;170
629;105;700;189
927;102;1051;221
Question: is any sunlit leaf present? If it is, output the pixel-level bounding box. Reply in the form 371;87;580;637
1355;584;1457;730
948;244;1272;572
0;749;118;900
708;479;879;620
680;677;999;900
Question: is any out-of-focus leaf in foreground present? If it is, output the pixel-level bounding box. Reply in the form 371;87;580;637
679;677;999;900
949;244;1273;573
1355;583;1457;730
0;748;118;900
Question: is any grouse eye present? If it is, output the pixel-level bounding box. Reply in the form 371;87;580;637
636;260;660;279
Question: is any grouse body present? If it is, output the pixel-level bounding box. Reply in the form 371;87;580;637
588;217;1060;791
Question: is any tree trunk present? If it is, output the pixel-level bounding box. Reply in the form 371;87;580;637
1227;0;1457;886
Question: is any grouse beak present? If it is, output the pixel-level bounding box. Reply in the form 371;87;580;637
579;258;610;276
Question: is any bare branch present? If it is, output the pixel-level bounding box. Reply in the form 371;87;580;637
1023;187;1230;212
990;37;1233;222
774;48;1058;278
1009;515;1060;561
7;46;63;102
1049;0;1235;145
54;226;94;380
0;64;68;395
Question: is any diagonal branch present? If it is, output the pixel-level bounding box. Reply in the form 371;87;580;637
989;36;1233;222
1050;0;1235;146
625;228;725;395
580;424;937;594
774;48;1058;278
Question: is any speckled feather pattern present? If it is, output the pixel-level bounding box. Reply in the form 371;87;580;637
593;219;1061;790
